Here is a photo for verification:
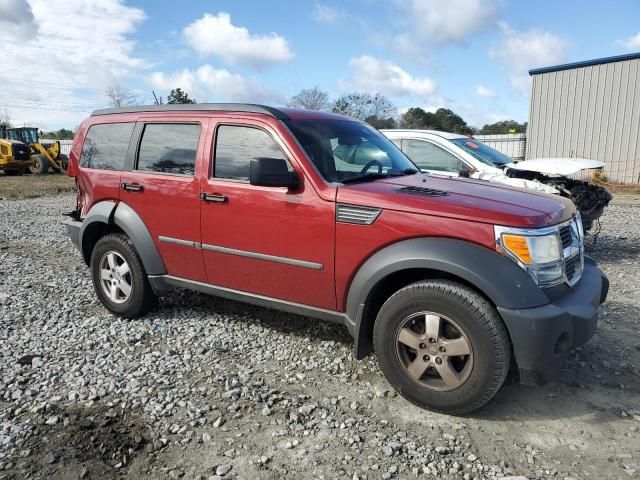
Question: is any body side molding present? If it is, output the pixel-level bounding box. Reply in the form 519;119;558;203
158;235;324;270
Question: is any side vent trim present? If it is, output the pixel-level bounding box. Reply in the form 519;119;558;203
399;186;448;197
336;204;382;225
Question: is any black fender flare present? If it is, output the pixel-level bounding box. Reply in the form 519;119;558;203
344;237;549;358
79;201;166;275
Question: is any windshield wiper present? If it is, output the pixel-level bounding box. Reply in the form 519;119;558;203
388;168;419;176
341;172;390;184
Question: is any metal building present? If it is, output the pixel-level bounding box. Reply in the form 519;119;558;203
526;52;640;183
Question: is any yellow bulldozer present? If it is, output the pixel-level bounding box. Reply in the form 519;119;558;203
0;125;35;175
5;127;68;174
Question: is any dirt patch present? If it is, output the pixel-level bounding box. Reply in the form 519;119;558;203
4;405;150;480
0;174;75;200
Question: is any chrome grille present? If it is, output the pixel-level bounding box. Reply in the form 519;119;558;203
559;225;572;249
336;204;382;225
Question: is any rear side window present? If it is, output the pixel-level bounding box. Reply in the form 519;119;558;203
136;124;200;175
80;123;134;170
214;125;287;181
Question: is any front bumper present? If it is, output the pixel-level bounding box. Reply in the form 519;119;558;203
64;218;82;251
498;257;608;386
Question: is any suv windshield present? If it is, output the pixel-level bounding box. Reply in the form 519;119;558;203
449;138;512;167
285;119;418;183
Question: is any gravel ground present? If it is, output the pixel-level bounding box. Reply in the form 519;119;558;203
0;194;639;480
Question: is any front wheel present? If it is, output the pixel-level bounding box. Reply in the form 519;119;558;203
90;233;158;318
373;280;511;415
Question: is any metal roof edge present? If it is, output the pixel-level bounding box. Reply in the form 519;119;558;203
529;51;640;75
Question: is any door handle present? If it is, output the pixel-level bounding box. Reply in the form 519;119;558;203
200;192;228;203
121;183;143;192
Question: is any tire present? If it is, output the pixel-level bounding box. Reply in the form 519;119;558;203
373;280;511;415
90;233;158;318
29;154;48;174
57;153;69;172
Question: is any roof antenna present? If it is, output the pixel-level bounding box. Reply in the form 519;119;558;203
152;91;161;105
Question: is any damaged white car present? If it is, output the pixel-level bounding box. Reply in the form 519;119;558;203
381;129;612;230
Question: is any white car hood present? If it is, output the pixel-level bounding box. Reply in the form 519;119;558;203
472;171;559;194
505;158;606;176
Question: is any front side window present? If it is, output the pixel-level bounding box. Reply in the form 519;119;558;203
80;123;134;170
285;119;417;183
137;124;200;175
214;125;288;181
403;139;464;173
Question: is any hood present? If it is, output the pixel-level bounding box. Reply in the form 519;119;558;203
473;170;559;194
505;158;606;176
337;173;575;228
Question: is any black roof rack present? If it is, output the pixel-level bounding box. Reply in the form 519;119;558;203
91;103;290;120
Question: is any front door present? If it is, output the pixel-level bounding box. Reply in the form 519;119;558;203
200;119;336;309
119;120;207;282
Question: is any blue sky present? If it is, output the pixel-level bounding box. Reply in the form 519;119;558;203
2;0;640;129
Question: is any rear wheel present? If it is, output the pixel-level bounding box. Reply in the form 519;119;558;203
373;280;511;415
90;233;158;318
56;153;69;172
29;154;48;174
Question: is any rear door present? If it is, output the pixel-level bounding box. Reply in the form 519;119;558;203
119;119;207;282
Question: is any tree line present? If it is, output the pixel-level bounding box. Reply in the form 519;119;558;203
288;86;527;134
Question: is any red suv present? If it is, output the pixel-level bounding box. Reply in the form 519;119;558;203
64;104;608;414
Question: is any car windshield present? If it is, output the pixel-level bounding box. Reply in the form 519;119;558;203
285;119;418;183
449;137;512;167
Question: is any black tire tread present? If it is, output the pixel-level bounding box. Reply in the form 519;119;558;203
90;233;157;318
373;279;511;415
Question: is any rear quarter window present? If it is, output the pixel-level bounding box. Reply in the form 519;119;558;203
80;123;134;170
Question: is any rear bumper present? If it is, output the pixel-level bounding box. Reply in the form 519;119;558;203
498;258;608;386
64;218;82;251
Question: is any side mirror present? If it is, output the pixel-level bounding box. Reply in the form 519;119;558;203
250;157;300;189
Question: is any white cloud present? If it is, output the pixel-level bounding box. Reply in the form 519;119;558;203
616;32;640;51
0;0;145;129
395;0;501;46
183;12;293;68
490;22;568;95
347;55;437;98
312;4;344;24
148;65;285;104
0;0;36;38
475;85;496;97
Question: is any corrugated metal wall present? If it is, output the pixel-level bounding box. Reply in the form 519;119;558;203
526;57;640;183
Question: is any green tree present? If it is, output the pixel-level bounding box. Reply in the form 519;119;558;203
42;128;74;140
479;120;527;134
167;88;196;104
399;107;473;135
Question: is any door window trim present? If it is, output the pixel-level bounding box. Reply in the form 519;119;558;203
211;122;293;183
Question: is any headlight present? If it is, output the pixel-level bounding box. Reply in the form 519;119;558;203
495;226;564;286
